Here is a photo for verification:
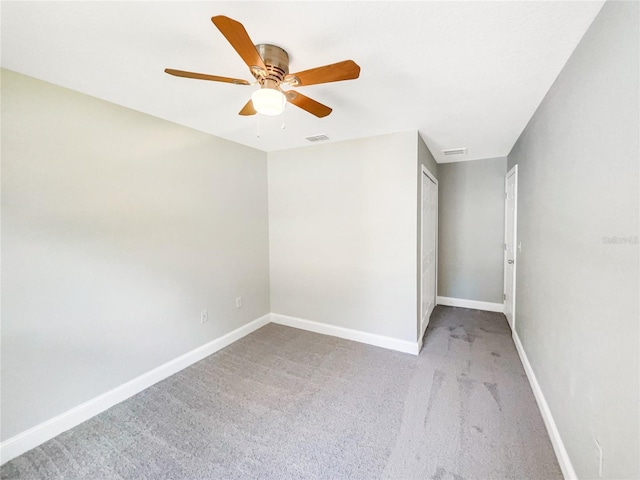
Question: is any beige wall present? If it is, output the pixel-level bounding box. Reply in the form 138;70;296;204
507;1;639;478
268;132;419;342
1;70;271;440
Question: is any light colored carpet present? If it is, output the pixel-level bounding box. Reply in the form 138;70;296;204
1;306;562;479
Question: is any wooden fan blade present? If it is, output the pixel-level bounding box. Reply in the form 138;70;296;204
165;68;250;85
285;91;332;118
284;60;360;87
211;16;267;73
239;99;257;116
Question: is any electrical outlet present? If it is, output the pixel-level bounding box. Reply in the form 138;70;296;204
236;297;242;309
594;438;603;478
200;310;208;323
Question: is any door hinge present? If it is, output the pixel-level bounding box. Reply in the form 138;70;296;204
504;192;507;199
503;293;506;300
504;243;507;250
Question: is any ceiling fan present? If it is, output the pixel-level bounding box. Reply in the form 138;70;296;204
165;15;360;118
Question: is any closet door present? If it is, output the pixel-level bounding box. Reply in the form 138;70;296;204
421;168;438;339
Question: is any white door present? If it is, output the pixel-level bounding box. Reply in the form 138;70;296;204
421;168;438;338
503;165;518;330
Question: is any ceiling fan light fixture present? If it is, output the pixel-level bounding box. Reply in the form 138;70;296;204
166;16;360;118
251;87;286;116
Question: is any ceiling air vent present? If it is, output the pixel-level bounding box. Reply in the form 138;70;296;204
442;148;468;156
305;134;330;143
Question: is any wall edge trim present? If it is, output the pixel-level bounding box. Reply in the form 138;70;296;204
0;313;272;465
271;313;420;355
436;296;504;313
512;329;577;480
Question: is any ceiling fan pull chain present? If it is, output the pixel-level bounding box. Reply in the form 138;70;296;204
257;114;261;138
281;106;286;130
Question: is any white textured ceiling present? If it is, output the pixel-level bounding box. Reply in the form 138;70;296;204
1;1;604;162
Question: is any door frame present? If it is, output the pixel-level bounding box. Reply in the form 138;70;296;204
419;165;438;344
503;164;518;330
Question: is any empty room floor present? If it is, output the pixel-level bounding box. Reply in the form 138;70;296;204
1;306;561;480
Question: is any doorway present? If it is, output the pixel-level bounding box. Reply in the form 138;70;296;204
420;166;438;342
503;165;518;330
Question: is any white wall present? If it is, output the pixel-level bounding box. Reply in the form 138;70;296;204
268;132;418;342
507;1;639;478
1;69;270;441
437;157;507;303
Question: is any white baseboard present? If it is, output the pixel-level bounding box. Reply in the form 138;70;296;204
0;314;271;465
512;330;576;480
1;312;419;464
271;313;420;355
437;296;504;313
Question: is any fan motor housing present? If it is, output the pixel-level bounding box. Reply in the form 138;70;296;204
253;44;289;83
